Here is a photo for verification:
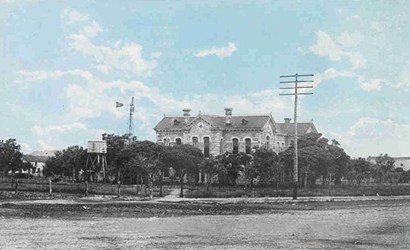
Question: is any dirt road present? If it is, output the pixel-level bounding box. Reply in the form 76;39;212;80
1;199;410;249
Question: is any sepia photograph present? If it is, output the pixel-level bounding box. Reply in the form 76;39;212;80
1;0;410;249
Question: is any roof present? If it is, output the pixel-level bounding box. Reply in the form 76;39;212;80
276;122;317;137
23;155;49;163
154;114;273;131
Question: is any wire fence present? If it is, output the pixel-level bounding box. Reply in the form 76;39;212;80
0;177;167;196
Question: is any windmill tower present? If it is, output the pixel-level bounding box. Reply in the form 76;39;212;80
116;97;137;143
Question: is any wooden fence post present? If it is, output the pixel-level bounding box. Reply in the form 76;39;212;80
48;178;52;196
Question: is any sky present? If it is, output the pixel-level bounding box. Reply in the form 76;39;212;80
1;0;410;158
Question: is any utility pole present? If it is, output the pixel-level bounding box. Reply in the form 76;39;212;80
280;73;314;200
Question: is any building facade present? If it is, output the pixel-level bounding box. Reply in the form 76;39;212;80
154;108;317;156
367;156;410;171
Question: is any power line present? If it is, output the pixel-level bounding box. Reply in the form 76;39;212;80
279;73;314;200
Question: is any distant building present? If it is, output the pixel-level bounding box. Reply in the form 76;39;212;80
22;155;50;176
153;108;318;156
367;156;410;171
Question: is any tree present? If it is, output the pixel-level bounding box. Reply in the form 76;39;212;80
252;147;281;186
43;146;87;181
327;144;350;185
348;158;371;185
0;139;23;176
199;155;222;191
372;154;395;183
123;141;166;197
280;132;349;187
215;152;246;186
102;133;129;180
162;144;203;197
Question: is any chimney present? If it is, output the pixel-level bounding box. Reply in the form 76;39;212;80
182;108;191;123
224;108;232;125
284;118;291;123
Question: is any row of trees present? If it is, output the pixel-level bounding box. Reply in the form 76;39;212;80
2;133;409;197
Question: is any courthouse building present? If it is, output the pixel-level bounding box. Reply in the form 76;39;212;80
154;108;317;156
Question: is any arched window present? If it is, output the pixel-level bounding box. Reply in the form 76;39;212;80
265;136;270;150
192;136;198;146
232;138;239;154
245;138;251;154
175;138;182;145
204;137;210;157
163;138;170;146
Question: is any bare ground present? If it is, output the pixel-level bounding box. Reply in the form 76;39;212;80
1;198;410;249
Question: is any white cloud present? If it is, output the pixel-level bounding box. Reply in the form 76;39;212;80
37;139;55;151
20;142;33;153
335;117;410;157
32;122;87;137
92;64;111;74
313;68;355;87
194;42;237;59
32;123;106;150
17;69;93;82
62;8;89;25
80;20;102;38
310;31;365;69
337;32;362;48
310;31;344;60
151;51;162;59
357;77;382;91
68;33;158;77
345;15;361;22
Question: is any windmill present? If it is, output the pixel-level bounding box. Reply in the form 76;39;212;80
116;97;137;143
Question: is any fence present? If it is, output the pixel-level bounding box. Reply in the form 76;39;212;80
0;177;167;196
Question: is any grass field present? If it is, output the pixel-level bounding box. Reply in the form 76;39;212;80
0;177;171;197
185;184;410;198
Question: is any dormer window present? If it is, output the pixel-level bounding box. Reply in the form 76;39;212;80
173;119;180;126
241;119;248;125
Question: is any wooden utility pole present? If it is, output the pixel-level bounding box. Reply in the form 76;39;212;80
280;73;314;200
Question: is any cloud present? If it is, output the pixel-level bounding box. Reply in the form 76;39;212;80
80;20;102;38
61;10;159;77
20;142;33;153
62;8;89;25
310;31;365;69
68;33;158;77
32;122;87;137
313;68;355;87
32;122;106;150
335;117;410;157
92;64;111;74
194;42;237;59
357;77;382;91
337;32;362;48
17;69;93;82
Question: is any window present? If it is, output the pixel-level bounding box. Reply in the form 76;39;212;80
204;137;210;157
232;138;239;154
175;138;182;145
192;136;198;146
163;138;170;146
163;168;170;177
277;142;280;152
265;136;270;150
245;138;251;154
